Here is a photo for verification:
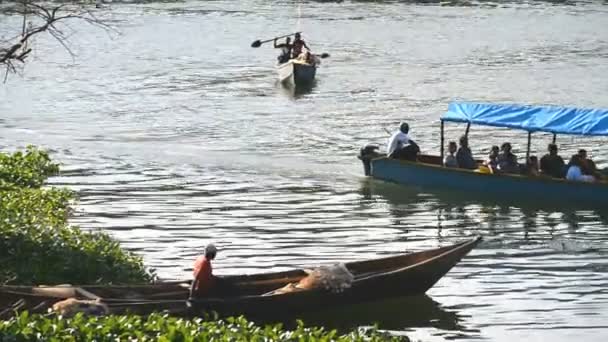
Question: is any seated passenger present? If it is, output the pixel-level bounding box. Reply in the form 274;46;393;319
484;145;499;172
190;244;218;298
526;156;540;176
566;155;595;182
540;143;565;178
578;149;598;177
295;49;316;65
387;122;420;161
497;142;519;174
456;136;477;170
444;141;458;168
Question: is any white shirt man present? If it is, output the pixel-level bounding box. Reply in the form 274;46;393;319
387;122;412;157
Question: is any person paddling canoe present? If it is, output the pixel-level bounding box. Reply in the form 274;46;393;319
274;37;293;64
291;32;309;59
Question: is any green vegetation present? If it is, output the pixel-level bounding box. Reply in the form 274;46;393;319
0;147;409;341
0;146;153;285
0;313;408;342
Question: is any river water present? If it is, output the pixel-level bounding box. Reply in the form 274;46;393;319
2;0;608;340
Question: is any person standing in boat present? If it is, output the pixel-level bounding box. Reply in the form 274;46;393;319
387;122;420;161
291;33;309;59
274;37;293;64
190;243;218;298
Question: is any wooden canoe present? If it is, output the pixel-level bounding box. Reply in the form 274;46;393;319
277;59;317;85
0;237;481;319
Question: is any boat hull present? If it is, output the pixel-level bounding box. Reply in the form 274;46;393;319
0;238;480;319
276;60;316;85
363;155;608;206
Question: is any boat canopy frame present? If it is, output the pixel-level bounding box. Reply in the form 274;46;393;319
439;102;608;162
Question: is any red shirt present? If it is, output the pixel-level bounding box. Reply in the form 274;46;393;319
192;256;214;296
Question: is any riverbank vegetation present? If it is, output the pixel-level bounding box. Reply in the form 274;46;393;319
0;147;409;341
0;313;409;341
0;146;153;285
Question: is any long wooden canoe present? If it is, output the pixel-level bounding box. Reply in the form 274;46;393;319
0;237;480;319
277;59;317;85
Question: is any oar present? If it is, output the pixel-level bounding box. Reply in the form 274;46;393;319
251;32;301;48
318;53;330;58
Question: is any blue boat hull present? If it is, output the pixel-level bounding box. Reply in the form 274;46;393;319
366;156;608;206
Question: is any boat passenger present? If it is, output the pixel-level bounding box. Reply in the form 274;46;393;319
525;156;540;176
291;33;309;59
387;122;420;161
456;136;477;170
444;141;458;168
566;154;595;183
484;145;499;172
540;143;565;178
578;149;598;177
296;49;315;64
190;243;218;298
497;142;519;174
274;37;292;64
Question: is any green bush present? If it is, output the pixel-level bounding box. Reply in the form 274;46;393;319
0;147;154;285
0;313;409;341
0;146;59;188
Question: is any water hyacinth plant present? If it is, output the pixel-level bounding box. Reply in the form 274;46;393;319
0;147;154;285
0;313;409;341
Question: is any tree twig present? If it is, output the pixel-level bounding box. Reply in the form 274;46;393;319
1;0;113;81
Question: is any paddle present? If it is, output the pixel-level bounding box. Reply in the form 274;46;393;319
251;32;301;48
318;53;330;58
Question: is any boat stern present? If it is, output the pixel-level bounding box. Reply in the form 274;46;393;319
358;145;382;176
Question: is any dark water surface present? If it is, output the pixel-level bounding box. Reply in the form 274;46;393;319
2;1;608;340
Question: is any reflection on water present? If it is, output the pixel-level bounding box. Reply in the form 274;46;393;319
277;80;318;99
361;177;608;241
298;295;466;336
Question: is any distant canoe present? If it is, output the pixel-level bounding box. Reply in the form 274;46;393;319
277;59;317;85
0;237;480;320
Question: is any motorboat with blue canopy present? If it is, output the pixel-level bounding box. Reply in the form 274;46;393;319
359;102;608;207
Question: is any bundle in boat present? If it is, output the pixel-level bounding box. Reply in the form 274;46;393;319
52;298;109;317
30;286;110;317
266;263;354;295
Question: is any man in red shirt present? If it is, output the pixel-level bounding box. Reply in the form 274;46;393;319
189;243;217;298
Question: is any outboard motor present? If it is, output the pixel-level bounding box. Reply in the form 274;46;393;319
358;144;380;176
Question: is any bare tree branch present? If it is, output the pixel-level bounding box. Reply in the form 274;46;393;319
0;0;114;81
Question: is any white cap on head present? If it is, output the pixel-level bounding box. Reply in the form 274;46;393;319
205;243;217;255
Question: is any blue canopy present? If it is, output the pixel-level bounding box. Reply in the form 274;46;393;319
442;102;608;136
